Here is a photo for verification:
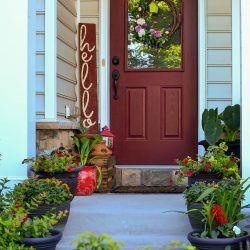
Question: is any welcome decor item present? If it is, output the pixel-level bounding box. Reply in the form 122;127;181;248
128;0;182;48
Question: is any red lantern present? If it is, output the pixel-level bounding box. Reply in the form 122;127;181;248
100;126;114;149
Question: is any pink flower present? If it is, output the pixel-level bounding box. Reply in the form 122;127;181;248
135;25;142;32
67;166;73;172
155;31;162;38
149;28;156;35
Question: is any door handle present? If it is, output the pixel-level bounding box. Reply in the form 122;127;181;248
112;69;120;100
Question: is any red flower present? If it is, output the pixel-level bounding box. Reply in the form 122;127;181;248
204;166;209;172
222;165;229;169
66;153;70;158
230;158;238;163
168;179;174;185
41;156;46;161
67;166;73;172
186;170;195;176
210;204;228;226
206;161;211;166
14;203;20;209
180;173;184;177
75;162;79;166
200;159;204;164
175;170;179;175
57;153;63;157
172;159;177;164
45;168;49;171
183;158;189;166
38;162;42;167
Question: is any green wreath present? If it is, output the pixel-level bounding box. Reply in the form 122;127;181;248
129;0;182;48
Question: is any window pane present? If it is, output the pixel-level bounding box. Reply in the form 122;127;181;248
128;0;182;69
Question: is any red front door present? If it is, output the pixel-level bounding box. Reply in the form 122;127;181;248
110;0;198;164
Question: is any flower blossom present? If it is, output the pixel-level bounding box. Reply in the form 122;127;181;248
135;25;142;32
138;29;145;37
67;166;73;172
233;226;241;235
210;204;228;226
137;18;146;25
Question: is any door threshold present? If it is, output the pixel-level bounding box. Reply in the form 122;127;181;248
115;165;180;170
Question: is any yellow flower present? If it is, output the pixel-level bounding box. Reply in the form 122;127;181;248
55;180;62;186
63;183;70;191
214;184;219;189
45;178;51;183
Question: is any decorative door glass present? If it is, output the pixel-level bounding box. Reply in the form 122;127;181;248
127;0;182;69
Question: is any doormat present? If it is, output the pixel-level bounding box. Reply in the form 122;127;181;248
111;185;185;193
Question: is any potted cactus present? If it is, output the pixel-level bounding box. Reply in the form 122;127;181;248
199;104;240;159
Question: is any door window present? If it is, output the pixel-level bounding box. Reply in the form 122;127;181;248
127;0;182;69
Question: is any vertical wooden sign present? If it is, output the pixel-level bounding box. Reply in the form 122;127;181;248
79;23;98;133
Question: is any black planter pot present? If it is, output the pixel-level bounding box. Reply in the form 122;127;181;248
32;166;82;195
29;200;70;229
188;231;250;250
199;140;241;159
24;229;62;250
187;203;204;231
188;172;223;186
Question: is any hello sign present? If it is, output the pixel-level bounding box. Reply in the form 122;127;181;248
79;23;98;133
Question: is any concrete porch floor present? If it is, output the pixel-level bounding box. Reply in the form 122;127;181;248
56;194;192;250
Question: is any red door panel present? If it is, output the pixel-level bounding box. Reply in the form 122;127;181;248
110;0;198;164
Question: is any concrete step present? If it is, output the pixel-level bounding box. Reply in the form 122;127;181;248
56;194;192;250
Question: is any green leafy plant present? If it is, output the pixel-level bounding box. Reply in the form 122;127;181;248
73;134;102;188
0;178;11;209
22;148;80;173
20;211;67;238
12;178;73;209
162;240;196;249
183;178;241;204
71;232;124;250
172;142;240;184
202;104;240;145
194;177;250;239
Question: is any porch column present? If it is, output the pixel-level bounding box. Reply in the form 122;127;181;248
0;0;36;185
241;0;250;202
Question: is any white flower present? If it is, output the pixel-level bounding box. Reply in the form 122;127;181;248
130;25;134;31
138;29;145;37
233;226;241;235
137;18;146;26
138;7;142;11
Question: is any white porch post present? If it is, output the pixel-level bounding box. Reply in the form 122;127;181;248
241;0;250;202
0;0;36;183
45;0;57;120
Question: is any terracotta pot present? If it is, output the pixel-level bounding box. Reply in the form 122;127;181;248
76;166;97;196
92;140;112;158
188;231;250;250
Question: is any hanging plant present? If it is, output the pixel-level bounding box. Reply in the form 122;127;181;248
128;0;182;48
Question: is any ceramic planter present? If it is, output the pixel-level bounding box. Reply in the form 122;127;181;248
187;202;204;231
28;200;71;230
32;166;82;195
188;231;250;250
76;166;97;196
23;229;62;250
188;172;223;186
198;139;240;159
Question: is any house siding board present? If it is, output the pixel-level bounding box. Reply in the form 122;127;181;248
35;0;45;119
57;0;77;119
205;0;232;109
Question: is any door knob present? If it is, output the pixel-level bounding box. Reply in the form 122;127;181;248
112;69;120;100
